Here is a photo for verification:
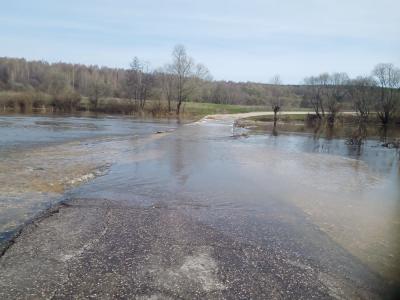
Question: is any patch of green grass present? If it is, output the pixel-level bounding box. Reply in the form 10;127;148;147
181;102;269;116
246;113;309;122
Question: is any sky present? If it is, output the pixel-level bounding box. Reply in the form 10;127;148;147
1;0;399;84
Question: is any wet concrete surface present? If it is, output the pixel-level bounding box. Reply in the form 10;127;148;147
0;198;393;299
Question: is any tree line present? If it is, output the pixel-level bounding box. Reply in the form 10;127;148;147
303;63;400;125
0;46;305;114
0;45;399;123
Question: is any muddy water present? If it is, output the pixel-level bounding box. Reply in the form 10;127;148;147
0;115;179;242
1;114;399;289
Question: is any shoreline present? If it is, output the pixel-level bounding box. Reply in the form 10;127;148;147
0;200;69;257
0;122;178;255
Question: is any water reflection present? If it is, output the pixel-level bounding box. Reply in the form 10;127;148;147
1;114;400;287
240;118;399;280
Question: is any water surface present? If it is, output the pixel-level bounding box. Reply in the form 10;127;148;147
1;114;399;289
0;115;178;242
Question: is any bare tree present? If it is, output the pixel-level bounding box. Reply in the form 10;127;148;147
372;63;400;124
195;63;212;81
170;45;194;114
126;57;151;111
304;74;329;120
326;72;349;124
269;75;282;126
159;66;176;113
348;76;376;121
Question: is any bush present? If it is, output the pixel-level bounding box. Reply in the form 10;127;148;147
50;91;81;112
0;91;52;112
97;98;138;114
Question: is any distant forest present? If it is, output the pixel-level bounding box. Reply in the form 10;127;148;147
0;45;399;123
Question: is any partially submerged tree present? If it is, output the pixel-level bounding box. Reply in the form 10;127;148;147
372;63;400;124
347;76;376;121
326;72;349;125
269;75;282;126
304;74;329;120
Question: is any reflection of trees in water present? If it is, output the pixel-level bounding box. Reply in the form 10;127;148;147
170;136;189;185
324;124;336;140
379;126;400;150
312;126;321;140
346;122;368;146
345;122;368;158
378;125;388;144
272;125;278;136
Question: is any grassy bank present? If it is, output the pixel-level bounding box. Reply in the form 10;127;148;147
241;112;400;125
179;102;269;116
0;91;274;118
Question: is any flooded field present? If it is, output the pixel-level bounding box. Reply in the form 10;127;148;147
0;113;399;298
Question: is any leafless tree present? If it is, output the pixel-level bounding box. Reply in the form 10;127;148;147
325;72;349;124
166;45;211;114
372;63;400;124
269;75;282;126
347;76;376;121
158;66;176;113
195;63;212;81
170;45;194;114
304;73;329;119
126;57;151;110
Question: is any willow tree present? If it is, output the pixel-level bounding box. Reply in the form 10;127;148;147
348;76;376;121
372;63;400;124
326;72;349;124
269;74;282;126
304;73;329;120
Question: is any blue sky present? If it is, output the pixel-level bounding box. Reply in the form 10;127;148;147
1;0;399;83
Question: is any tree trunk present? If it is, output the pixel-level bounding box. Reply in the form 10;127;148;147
176;100;182;115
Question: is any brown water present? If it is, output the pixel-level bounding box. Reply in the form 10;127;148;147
1;114;399;290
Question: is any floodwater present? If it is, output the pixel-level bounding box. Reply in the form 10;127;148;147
1;113;399;293
0;115;178;242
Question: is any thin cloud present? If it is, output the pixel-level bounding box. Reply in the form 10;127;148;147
0;0;399;83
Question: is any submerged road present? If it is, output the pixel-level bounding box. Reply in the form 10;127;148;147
0;112;398;299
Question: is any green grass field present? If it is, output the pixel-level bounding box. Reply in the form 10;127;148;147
244;113;310;122
180;102;270;116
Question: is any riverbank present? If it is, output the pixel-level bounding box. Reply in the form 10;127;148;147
0;92;272;118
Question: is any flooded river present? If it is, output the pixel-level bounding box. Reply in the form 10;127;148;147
0;113;399;297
